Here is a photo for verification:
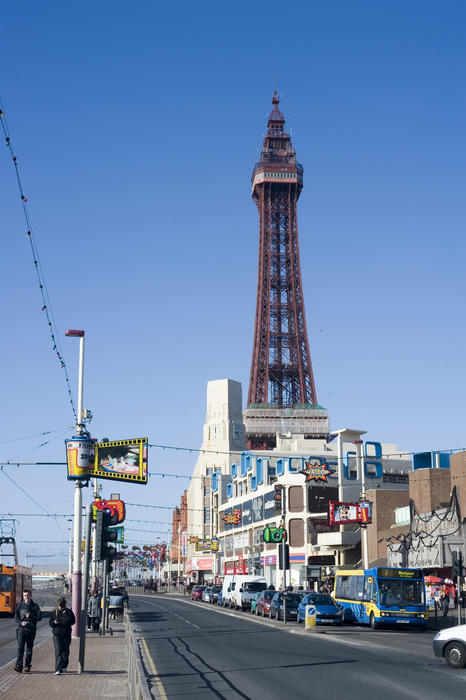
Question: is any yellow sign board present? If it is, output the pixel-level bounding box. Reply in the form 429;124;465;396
93;438;148;484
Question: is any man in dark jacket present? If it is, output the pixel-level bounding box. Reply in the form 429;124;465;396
49;597;75;674
14;589;42;673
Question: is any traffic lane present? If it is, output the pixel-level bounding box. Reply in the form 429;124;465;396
164;597;439;662
0;586;66;668
131;596;466;700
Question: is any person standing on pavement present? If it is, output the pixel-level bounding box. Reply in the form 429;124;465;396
14;589;42;673
87;592;101;632
440;591;450;617
49;597;75;674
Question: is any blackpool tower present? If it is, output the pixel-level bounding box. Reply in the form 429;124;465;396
244;93;330;449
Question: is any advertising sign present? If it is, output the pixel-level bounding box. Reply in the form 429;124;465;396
301;460;335;483
242;500;252;526
223;508;241;525
93;438;148;484
92;499;126;524
66;437;94;480
195;538;219;552
328;501;373;526
263;490;276;520
182;531;187;557
252;496;263;523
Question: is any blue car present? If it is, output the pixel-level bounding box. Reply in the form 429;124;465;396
297;592;343;625
269;592;302;620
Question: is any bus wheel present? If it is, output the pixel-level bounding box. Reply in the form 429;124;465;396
369;613;379;630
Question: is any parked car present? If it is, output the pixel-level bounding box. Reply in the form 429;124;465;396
433;623;466;668
297;592;343;625
250;592;261;614
255;590;276;617
210;585;222;604
202;587;213;602
191;585;205;601
269;592;302;620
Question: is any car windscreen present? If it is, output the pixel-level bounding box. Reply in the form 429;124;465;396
307;594;336;606
264;591;275;600
244;582;267;592
286;594;303;604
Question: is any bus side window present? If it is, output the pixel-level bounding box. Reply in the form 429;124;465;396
364;576;376;602
356;576;365;600
335;576;349;598
348;576;358;600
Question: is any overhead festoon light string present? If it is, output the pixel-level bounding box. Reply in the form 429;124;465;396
0;101;77;421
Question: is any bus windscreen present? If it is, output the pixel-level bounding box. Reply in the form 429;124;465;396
378;578;425;606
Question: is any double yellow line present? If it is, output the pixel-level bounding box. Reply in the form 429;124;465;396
140;637;168;700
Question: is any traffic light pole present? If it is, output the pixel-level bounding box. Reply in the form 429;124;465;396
282;488;287;626
102;557;108;636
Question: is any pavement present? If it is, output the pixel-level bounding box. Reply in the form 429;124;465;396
0;621;128;699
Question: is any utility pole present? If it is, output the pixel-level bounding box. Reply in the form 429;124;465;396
66;329;86;638
281;487;287;625
355;440;369;570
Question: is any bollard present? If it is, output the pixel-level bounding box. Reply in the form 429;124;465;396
305;604;317;631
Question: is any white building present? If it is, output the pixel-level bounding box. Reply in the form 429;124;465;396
185;379;245;582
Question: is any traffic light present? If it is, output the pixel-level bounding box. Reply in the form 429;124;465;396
94;510;118;562
452;550;463;577
274;484;284;514
278;544;290;570
263;527;287;543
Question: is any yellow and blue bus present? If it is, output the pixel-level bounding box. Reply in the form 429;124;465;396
334;567;428;629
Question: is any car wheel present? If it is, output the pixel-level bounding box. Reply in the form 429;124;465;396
369;613;379;630
444;641;466;668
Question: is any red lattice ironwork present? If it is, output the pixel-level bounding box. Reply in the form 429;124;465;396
248;93;317;408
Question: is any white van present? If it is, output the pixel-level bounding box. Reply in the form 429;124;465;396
222;575;236;608
230;576;267;611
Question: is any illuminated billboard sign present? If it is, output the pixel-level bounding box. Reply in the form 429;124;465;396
93;438;148;484
328;501;373;526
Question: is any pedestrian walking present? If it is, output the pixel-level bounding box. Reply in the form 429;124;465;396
14;589;42;673
49;597;75;674
440;591;450;617
87;591;101;632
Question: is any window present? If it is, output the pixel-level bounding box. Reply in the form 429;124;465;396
289;518;304;547
204;508;210;525
204;486;210;496
0;574;13;592
288;486;304;512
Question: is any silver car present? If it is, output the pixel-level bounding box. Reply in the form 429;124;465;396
202;587;213;603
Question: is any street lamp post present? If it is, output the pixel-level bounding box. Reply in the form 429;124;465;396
66;329;86;638
67;519;73;590
167;528;171;592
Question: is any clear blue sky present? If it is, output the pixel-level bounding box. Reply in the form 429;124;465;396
1;1;465;568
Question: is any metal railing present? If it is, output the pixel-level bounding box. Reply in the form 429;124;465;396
125;609;152;700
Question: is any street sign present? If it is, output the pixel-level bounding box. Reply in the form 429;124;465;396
92;499;126;523
109;526;124;544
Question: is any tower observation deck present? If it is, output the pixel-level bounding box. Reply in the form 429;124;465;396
244;93;330;450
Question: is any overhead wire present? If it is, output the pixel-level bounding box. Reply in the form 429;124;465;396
0;101;77;421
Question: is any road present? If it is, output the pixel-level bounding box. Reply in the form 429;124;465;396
130;594;466;700
0;585;65;668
